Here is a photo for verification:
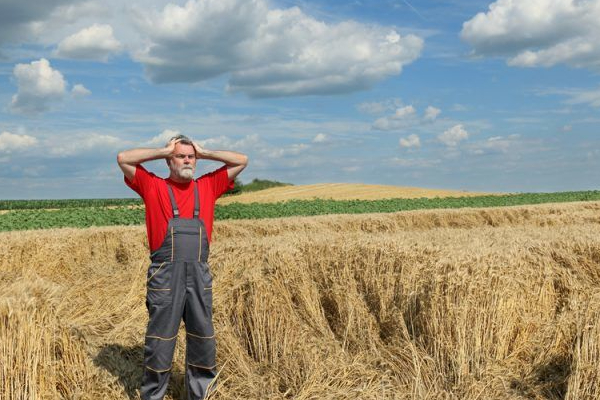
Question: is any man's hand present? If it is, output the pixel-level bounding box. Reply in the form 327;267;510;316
165;137;182;157
193;141;207;159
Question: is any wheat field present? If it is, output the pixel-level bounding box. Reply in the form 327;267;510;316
217;183;495;204
2;201;600;399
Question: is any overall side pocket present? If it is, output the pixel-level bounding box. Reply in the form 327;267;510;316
198;262;213;315
146;261;172;305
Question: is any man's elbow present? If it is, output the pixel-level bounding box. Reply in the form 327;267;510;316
116;152;126;166
117;151;136;168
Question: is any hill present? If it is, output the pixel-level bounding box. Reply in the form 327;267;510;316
218;183;495;204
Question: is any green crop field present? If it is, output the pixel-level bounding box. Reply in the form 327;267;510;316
0;198;142;210
0;178;291;210
1;190;599;232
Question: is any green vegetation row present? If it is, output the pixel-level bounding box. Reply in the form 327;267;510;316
0;178;291;210
1;190;599;232
0;198;143;210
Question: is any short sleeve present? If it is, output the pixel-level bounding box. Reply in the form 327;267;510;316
124;165;155;199
201;165;234;199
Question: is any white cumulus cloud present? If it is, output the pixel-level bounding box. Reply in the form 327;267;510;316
373;104;438;131
0;131;38;153
132;0;423;97
438;124;469;147
71;83;91;97
313;133;327;143
147;129;182;146
48;133;121;157
399;134;420;148
461;0;600;70
55;24;123;61
265;143;309;158
199;134;261;150
424;106;441;121
10;58;67;115
392;105;416;119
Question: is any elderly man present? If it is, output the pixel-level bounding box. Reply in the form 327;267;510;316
117;135;248;400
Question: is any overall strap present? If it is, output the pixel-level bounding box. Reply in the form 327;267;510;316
166;184;179;218
193;181;200;219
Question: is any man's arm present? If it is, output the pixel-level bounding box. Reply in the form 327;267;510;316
117;139;179;181
192;143;249;181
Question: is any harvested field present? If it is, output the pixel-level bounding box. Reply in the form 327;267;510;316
2;201;600;399
218;183;495;204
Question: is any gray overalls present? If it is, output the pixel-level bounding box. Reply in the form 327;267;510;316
141;181;216;400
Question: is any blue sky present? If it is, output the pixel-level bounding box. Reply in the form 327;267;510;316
1;0;599;199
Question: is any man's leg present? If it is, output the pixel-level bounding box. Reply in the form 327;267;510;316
141;262;184;400
184;261;217;400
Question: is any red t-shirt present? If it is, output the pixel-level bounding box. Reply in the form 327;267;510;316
124;164;234;252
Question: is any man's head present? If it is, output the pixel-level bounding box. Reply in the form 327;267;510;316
166;134;196;182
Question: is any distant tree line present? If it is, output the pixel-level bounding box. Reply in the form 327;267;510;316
225;178;292;195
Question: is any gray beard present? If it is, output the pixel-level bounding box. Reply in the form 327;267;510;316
172;166;194;180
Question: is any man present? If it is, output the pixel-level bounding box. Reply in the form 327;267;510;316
117;135;248;400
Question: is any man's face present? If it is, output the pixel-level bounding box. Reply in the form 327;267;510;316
168;143;196;181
